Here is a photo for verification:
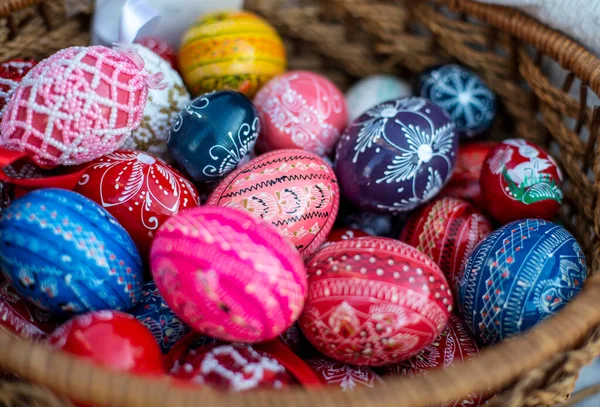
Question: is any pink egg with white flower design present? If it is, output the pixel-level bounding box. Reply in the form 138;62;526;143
150;206;307;343
206;149;339;259
0;46;152;167
254;71;348;156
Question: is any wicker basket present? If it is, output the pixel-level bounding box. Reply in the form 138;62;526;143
1;0;600;406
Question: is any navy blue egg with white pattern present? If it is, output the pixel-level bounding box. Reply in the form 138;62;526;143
168;90;259;183
129;281;191;354
457;219;586;345
0;188;143;316
417;64;496;139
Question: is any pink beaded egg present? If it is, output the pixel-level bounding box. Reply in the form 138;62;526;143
0;45;154;167
150;206;307;343
254;71;348;156
206;149;340;259
300;236;453;366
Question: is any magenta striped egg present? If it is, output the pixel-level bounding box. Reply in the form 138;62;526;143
150;206;307;343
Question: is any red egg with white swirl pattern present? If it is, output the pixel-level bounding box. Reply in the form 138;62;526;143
76;150;200;257
378;314;484;406
400;197;492;293
299;237;453;366
206;149;339;259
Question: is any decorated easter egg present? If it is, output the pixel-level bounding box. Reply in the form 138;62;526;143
458;219;587;345
169;343;297;391
48;311;164;376
136;37;178;69
1;46;153;167
307;356;383;391
179;11;286;97
342;209;401;237
441;141;497;207
335;97;458;213
378;314;483;406
150;206;307;342
480;139;562;224
300;237;453;366
0;59;37;118
76;150;200;257
206;149;339;258
121;44;191;160
254;71;348;156
400;197;492;292
129;281;191;354
0;278;57;340
0;189;143;316
416;64;496;139
345;75;411;122
168;90;259;182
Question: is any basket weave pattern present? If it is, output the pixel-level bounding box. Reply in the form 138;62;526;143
0;0;600;406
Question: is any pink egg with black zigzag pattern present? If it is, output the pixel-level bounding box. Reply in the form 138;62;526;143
206;149;339;259
150;206;307;343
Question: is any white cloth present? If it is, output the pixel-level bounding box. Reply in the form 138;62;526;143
476;0;600;56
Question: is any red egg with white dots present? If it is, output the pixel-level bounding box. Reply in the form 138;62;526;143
480;139;562;224
76;150;200;257
0;59;36;119
327;228;370;243
299;237;453;366
400;197;492;293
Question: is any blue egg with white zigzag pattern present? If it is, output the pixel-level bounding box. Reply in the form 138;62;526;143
0;188;143;316
416;64;496;140
457;219;587;345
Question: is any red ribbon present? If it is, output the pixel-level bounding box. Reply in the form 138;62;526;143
0;147;87;193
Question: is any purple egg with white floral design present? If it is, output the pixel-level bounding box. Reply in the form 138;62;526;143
129;281;191;354
334;97;458;213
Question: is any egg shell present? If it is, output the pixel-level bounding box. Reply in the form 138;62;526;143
0;59;37;118
400;197;492;294
150;206;307;342
300;236;453;366
327;228;370;243
1;46;149;167
0;188;143;316
121;44;191;160
254;71;348;156
170;343;295;391
76;150;200;258
458;219;587;345
168;90;259;182
0;277;58;340
335;97;458;213
129;281;191;354
440;141;498;207
178;11;286;98
416;64;497;140
306;356;383;391
345;75;411;122
135;37;178;69
378;314;484;406
47;310;164;376
206;149;340;259
480;139;562;224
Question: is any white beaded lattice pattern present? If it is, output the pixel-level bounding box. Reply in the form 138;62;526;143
0;46;149;167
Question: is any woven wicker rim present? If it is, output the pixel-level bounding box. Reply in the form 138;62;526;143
1;0;600;406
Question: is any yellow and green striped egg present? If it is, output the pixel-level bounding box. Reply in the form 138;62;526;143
179;11;287;98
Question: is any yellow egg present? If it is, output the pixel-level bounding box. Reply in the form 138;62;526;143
179;11;287;98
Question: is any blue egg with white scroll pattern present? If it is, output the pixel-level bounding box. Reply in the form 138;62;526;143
416;64;496;139
129;281;191;354
168;90;260;182
0;188;143;316
457;219;587;345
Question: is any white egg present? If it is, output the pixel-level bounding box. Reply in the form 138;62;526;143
345;75;411;121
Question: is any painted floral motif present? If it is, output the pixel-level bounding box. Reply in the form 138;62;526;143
255;71;347;156
335;97;458;213
418;64;496;139
307;357;383;391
